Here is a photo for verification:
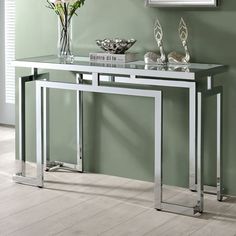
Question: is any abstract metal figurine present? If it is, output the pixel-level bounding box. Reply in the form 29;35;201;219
168;18;190;64
144;18;166;64
168;65;190;72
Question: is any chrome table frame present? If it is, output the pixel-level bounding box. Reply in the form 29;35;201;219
12;56;226;215
93;75;224;201
15;78;166;213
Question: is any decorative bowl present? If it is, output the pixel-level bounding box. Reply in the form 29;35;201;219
96;38;136;54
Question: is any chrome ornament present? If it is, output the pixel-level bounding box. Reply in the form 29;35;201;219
96;38;136;54
168;18;190;64
144;18;166;65
168;64;190;72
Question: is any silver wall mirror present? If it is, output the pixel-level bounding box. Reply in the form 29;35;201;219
146;0;217;7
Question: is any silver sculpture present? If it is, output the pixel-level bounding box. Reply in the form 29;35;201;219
168;18;190;64
144;64;166;71
96;38;136;54
144;18;166;64
168;65;190;72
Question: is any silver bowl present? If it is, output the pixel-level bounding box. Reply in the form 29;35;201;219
96;38;136;54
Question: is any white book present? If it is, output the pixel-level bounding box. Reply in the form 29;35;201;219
89;52;137;63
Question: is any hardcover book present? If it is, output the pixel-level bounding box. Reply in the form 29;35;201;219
89;52;137;63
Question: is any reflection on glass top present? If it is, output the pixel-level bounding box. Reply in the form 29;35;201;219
16;55;225;73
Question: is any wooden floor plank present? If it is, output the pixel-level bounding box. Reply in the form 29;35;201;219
0;126;236;236
57;201;147;236
101;208;176;236
143;214;208;236
7;197;122;236
0;191;93;235
0;188;61;221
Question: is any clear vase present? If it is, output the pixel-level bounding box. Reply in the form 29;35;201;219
57;17;74;63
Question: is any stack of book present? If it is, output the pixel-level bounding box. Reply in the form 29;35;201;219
89;52;137;63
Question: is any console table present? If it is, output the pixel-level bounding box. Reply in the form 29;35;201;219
12;55;227;215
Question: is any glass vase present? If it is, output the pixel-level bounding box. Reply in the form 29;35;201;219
57;17;74;63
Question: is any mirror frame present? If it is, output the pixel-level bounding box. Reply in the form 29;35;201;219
146;0;217;7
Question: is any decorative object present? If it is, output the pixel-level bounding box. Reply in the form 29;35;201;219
95;38;136;54
144;18;166;64
168;18;190;64
57;19;73;62
144;52;158;64
46;0;85;62
168;65;190;72
145;0;217;7
89;52;137;63
144;64;166;70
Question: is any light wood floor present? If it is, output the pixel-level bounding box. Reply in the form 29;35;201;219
0;126;236;236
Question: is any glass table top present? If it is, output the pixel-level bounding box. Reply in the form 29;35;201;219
13;55;227;80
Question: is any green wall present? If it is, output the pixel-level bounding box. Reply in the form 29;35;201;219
16;0;236;195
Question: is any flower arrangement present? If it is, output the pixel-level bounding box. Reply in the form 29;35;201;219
46;0;86;60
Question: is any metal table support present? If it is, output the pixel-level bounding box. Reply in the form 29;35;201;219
89;75;223;200
13;71;49;187
44;73;84;172
12;56;227;215
13;73;204;215
35;78;205;215
36;79;167;213
201;78;223;201
93;76;198;192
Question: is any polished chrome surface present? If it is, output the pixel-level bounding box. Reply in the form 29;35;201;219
154;93;163;210
197;92;203;212
189;83;197;191
144;18;166;64
38;76;202;215
18;76;26;176
13;55;227;214
196;85;223;200
146;0;217;7
42;75;49;173
92;72;99;86
96;38;136;54
12;175;43;187
35;80;163;200
15;75;33;178
161;203;200;216
217;91;223;201
207;75;213;90
168;18;190;64
35;80;44;187
13;73;45;187
45;74;83;173
76;73;84;172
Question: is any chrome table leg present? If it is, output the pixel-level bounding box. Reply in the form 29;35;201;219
199;82;224;201
189;83;197;191
154;93;163;210
217;91;223;201
76;73;84;172
13;72;48;187
13;75;32;181
35;82;44;187
35;79;163;193
196;91;204;213
45;73;84;172
17;76;31;176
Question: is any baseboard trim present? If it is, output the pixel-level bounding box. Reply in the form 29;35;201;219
0;123;15;128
